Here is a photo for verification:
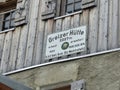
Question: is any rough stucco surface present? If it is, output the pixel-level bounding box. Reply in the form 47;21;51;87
8;51;120;90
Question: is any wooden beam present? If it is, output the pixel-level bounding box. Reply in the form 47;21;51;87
0;0;17;12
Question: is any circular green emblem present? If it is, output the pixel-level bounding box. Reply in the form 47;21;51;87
61;42;69;50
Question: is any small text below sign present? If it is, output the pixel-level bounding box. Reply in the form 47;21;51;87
45;26;87;59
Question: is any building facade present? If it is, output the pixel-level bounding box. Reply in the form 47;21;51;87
0;0;120;90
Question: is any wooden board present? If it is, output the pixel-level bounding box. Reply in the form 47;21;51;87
80;10;89;55
16;25;28;69
8;27;21;71
55;19;62;32
88;0;99;53
24;0;40;67
0;33;5;68
56;0;62;17
118;0;120;47
61;16;71;59
98;0;108;51
51;19;62;60
62;17;71;31
70;14;80;57
0;31;12;73
41;19;54;63
108;0;118;49
33;0;46;65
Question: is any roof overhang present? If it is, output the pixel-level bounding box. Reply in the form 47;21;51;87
0;75;32;90
0;0;17;12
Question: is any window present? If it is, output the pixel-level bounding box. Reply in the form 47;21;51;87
42;0;97;20
66;0;82;14
0;0;17;31
60;0;82;16
2;10;16;30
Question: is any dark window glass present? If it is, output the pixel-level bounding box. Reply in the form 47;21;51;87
66;0;82;14
75;2;81;11
5;13;10;20
4;21;10;29
67;4;74;13
11;11;15;19
67;0;74;4
2;10;16;30
10;20;15;28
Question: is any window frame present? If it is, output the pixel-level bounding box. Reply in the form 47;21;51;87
60;0;82;16
0;0;17;32
65;0;82;14
2;9;16;31
0;9;17;32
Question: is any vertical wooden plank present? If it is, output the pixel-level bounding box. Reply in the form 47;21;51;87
88;0;99;53
56;0;62;17
33;0;45;65
70;14;80;57
108;0;113;49
70;16;74;28
61;16;71;59
16;25;28;69
79;10;89;54
41;19;54;63
0;34;5;69
98;0;108;51
51;19;62;61
118;0;120;47
0;32;12;73
16;0;32;69
108;0;118;49
24;0;40;67
55;19;62;32
8;27;21;71
0;15;4;31
33;21;45;65
62;17;71;31
73;14;80;27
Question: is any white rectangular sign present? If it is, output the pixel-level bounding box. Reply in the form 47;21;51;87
45;26;86;59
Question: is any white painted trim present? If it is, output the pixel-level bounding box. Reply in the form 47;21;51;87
3;48;120;76
0;28;15;34
0;9;17;15
54;11;82;20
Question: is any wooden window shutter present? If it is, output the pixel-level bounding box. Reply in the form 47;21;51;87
71;80;85;90
82;0;97;9
41;0;56;20
0;15;4;31
14;0;29;26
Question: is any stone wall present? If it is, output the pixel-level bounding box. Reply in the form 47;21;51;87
8;51;120;90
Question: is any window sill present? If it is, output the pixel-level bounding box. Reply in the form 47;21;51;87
0;28;15;34
54;10;82;20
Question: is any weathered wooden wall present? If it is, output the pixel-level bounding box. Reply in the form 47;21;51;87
0;0;120;73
